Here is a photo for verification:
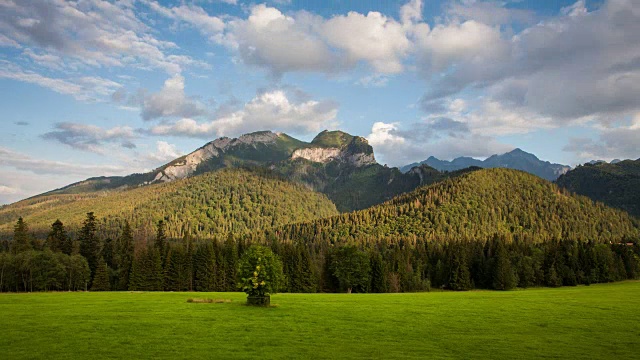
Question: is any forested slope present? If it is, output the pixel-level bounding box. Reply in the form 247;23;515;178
0;169;339;240
274;168;639;245
556;159;640;217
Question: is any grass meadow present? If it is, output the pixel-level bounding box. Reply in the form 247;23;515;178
1;281;639;359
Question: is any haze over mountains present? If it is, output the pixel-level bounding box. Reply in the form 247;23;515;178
400;149;571;181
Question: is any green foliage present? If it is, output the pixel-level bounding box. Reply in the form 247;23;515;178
0;250;89;292
12;217;32;253
79;212;99;280
46;219;67;252
237;245;284;297
91;257;111;291
128;247;163;291
492;240;516;290
310;130;354;148
330;246;371;293
556;159;640;217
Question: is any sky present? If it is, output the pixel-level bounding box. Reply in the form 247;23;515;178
0;0;639;204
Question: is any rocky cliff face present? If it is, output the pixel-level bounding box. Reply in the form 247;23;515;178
152;131;283;183
292;148;341;163
290;136;376;167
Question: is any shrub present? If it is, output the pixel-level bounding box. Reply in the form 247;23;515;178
237;245;284;298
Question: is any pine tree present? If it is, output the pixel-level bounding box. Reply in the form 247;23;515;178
116;221;134;290
492;240;516;290
79;212;100;280
193;242;216;292
449;245;472;291
46;219;67;252
370;252;387;293
223;234;238;291
155;220;167;263
91;257;111;291
12;217;32;254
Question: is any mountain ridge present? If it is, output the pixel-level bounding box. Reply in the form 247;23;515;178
400;149;571;181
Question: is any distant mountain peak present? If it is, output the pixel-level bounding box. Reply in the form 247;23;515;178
401;149;570;181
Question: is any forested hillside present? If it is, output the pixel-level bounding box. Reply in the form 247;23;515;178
556;159;640;217
0;169;339;240
273;168;639;245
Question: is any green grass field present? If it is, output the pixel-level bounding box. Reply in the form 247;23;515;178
2;282;640;359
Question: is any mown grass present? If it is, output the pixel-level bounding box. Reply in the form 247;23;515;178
1;282;640;359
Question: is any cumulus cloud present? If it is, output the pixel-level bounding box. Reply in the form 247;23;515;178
418;0;640;128
148;90;338;138
564;113;640;161
41;123;137;153
140;74;208;121
0;0;200;75
320;10;412;73
223;3;416;74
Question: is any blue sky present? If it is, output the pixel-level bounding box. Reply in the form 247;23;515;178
0;0;638;204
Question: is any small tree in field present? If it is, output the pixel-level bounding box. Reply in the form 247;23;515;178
237;245;284;306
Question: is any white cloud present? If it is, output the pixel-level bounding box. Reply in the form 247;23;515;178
223;5;338;74
144;1;225;39
0;147;126;177
419;0;640;129
367;121;511;166
0;61;121;102
140;74;208;120
0;185;18;195
415;20;507;72
168;1;421;75
145;141;184;163
41;123;137;153
356;74;390;88
148;90;338;138
0;0;199;74
445;1;536;26
321;10;411;73
564;113;640;161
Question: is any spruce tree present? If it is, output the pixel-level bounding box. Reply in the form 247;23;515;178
223;234;238;291
449;245;472;291
46;219;67;252
116;221;134;290
79;212;100;280
12;217;32;254
492;240;516;290
370;252;387;293
193;242;216;292
155;220;167;263
91;258;111;291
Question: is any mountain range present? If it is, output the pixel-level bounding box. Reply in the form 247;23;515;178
40;130;471;212
400;149;571;181
1;129;637;242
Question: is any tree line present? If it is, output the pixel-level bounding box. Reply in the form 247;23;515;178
1;214;638;293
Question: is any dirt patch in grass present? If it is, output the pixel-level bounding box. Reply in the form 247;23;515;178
187;298;232;304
